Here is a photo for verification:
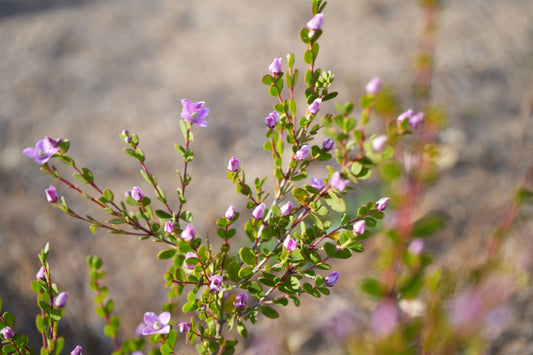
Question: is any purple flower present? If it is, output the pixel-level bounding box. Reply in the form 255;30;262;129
265;111;280;129
227;156;240;172
252;203;266;220
370;298;398;337
307;98;322;115
408;238;424;254
23;137;60;164
164;221;175;234
330;172;349;192
235;292;248;310
182;224;195;241
126;186;144;202
322;138;334;151
135;323;145;336
307;13;324;31
45;185;58;203
365;77;381;95
311;177;326;190
295;145;310;161
372;135;388;152
375;197;390;211
409;112;424;129
325;271;340;287
54;292;68;308
36;266;46;281
209;275;223;292
1;326;14;340
397;109;414;125
280;201;293;216
178;321;191;333
70;345;83;355
283;237;297;252
449;290;483;329
353;220;365;235
269;57;282;76
130;352;143;355
180;99;209;127
185;251;197;270
141;312;171;335
225;205;236;220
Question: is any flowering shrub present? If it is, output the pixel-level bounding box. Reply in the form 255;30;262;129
1;0;528;354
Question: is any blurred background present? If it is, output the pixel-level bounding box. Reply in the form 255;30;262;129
1;0;533;353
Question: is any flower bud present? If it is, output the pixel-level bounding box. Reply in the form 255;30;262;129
182;224;195;241
353;220;365;235
330;172;349;192
164;221;175;234
178;321;192;333
365;77;381;95
1;326;14;340
371;135;388;153
268;57;282;76
36;266;46;281
311;177;326;190
54;292;68;308
408;238;424;255
280;201;293;216
265;111;280;129
45;185;58;203
225;205;236;220
126;186;144;202
70;345;83;355
227;156;240;172
375;197;390;211
307;98;322;115
306;13;324;31
409;112;424;129
252;203;266;220
209;275;223;292
322;138;334;151
325;271;340;287
397;109;414;125
295;145;310;161
185;252;197;270
121;129;129;136
235;292;248;310
283;237;297;252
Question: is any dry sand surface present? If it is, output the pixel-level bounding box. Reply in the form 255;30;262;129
1;0;533;353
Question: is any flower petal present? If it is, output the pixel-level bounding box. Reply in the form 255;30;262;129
158;312;171;325
143;312;158;326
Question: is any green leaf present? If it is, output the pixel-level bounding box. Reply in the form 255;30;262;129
157;249;176;259
292;187;310;205
238;266;253;280
261;75;274;85
237;320;248;338
103;189;114;202
155;210;172;219
411;212;449;238
323;242;337;258
269;85;280;97
361;278;384;298
239;247;256;266
324;192;347;213
260;305;279;319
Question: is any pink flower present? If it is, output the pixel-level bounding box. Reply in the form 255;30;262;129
311;177;326;190
330;172;349;192
70;345;83;355
227;156;240;172
408;238;424;254
372;135;388;152
296;145;310;161
184;252;197;270
365;77;381;95
164;221;175;234
280;201;293;216
140;312;171;335
126;186;144;202
225;205;236;220
409;112;424;129
178;321;191;333
252;203;266;220
375;197;390;211
265;111;280;129
370;298;398;337
1;326;14;340
235;292;248;310
180;99;209;127
307;13;324;31
283;237;297;252
397;109;414;125
23;137;61;164
209;275;223;292
353;220;365;235
36;266;46;281
45;185;58;203
182;224;195;241
269;57;282;76
54;292;68;308
307;98;322;115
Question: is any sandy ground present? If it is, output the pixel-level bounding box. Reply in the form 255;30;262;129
1;0;533;353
